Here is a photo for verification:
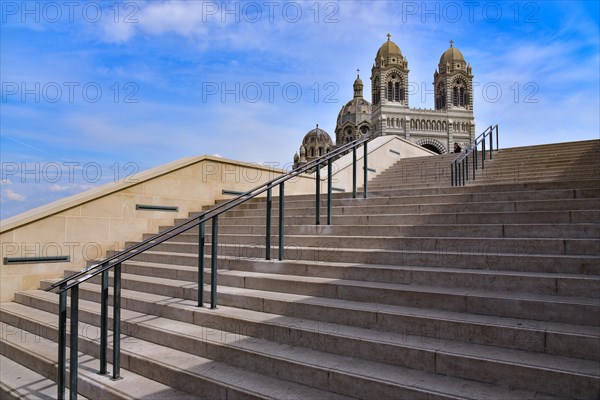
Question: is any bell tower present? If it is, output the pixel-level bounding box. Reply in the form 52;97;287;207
434;40;474;111
370;34;410;136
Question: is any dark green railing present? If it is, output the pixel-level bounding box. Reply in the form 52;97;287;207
451;124;499;186
46;133;375;400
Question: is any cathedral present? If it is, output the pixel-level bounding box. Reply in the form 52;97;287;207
293;34;475;169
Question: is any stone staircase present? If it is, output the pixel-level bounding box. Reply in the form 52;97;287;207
1;139;599;399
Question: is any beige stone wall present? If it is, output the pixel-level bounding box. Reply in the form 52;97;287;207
0;137;432;302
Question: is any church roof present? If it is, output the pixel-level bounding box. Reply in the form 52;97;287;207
302;125;332;146
376;33;402;60
337;97;372;126
439;40;465;65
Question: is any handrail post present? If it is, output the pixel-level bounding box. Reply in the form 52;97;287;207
198;221;205;307
112;263;122;380
327;158;332;225
210;216;219;309
363;141;368;198
462;159;466;184
315;163;320;225
473;151;476;180
99;267;109;374
454;162;458;186
482;140;486;169
496;125;499;150
58;287;67;400
352;147;357;198
450;161;454;186
465;156;469;181
266;188;272;260
69;285;79;400
278;182;285;260
489;128;493;160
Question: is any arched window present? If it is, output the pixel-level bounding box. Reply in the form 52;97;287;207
452;79;468;107
436;82;446;109
373;78;380;105
386;74;404;102
310;147;315;157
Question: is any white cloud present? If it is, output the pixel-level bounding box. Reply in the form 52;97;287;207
48;184;71;192
98;1;210;43
48;183;97;193
78;184;95;191
2;179;13;185
4;189;26;202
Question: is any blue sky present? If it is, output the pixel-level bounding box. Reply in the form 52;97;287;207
1;0;599;219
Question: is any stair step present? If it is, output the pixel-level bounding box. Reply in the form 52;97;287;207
155;223;600;239
177;210;600;227
119;258;600;298
120;246;600;275
0;321;191;399
213;198;600;219
59;266;600;327
206;189;600;211
10;292;595;399
0;355;89;400
146;235;600;256
0;306;354;400
30;276;600;362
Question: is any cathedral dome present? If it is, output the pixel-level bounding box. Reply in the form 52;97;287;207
376;34;402;60
336;97;372;127
300;124;333;160
439;41;465;65
302;125;332;146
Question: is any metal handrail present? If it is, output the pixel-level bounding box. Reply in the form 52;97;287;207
48;136;371;294
48;131;375;400
451;124;499;186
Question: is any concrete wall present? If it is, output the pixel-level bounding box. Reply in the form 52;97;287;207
0;136;432;302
